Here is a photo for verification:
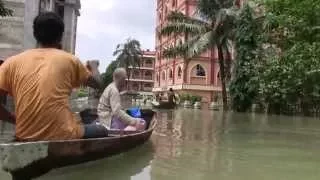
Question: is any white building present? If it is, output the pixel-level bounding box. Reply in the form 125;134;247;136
0;0;81;60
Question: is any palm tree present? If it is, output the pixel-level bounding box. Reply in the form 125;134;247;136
159;0;239;110
0;0;12;17
113;38;143;88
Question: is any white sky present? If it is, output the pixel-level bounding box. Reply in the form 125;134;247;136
75;0;156;72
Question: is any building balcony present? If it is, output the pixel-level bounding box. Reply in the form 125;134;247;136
142;87;153;92
128;66;153;70
127;77;154;83
152;84;222;92
144;76;153;80
143;63;153;68
130;75;153;80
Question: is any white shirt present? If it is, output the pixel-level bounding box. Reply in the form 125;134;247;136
97;82;135;128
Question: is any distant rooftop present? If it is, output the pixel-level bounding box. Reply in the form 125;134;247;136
142;49;155;57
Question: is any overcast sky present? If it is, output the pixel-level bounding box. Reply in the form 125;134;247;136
75;0;156;72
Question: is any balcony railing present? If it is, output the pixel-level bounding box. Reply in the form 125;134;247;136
129;76;154;81
144;63;153;68
142;87;153;92
128;66;153;69
131;75;141;79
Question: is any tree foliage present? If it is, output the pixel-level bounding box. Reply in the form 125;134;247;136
229;4;263;112
113;38;142;69
254;0;320;115
113;38;142;87
260;43;320;115
102;60;118;89
0;0;12;17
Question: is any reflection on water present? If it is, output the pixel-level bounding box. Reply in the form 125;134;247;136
2;105;320;179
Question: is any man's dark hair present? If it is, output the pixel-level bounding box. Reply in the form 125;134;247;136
33;12;64;46
169;88;173;92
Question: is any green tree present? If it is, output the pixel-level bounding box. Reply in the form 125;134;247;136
229;4;263;112
159;0;239;110
260;43;320;115
261;0;320;49
113;38;142;82
256;0;320;115
102;60;118;89
0;0;12;17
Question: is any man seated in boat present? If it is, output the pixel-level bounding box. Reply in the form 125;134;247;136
0;12;108;141
97;68;145;131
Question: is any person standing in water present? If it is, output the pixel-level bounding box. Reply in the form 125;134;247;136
167;88;177;104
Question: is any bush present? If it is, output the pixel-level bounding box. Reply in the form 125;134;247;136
180;93;202;104
180;94;191;102
77;89;88;98
190;95;202;105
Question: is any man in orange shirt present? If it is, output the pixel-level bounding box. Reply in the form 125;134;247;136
0;12;107;141
0;60;6;105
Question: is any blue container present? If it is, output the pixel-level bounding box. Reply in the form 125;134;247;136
127;107;142;118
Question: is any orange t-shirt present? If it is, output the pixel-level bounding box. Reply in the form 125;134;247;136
0;48;90;141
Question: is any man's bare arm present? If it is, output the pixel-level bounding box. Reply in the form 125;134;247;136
86;73;103;90
0;89;15;124
85;61;103;90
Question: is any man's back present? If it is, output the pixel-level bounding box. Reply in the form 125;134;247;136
0;48;89;141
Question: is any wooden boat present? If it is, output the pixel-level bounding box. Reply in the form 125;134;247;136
0;109;157;180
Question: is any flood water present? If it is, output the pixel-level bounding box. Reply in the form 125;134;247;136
2;105;320;179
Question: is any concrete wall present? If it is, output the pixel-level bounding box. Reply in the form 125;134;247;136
1;0;80;56
0;0;25;59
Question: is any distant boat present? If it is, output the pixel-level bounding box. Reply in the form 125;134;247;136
0;109;157;180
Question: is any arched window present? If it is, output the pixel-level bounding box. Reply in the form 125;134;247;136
169;69;173;79
162;71;166;80
177;66;182;79
195;64;206;76
156;73;160;82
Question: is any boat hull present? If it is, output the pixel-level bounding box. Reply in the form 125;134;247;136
0;109;156;180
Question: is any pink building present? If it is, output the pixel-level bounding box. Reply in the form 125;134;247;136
127;50;155;94
153;0;242;103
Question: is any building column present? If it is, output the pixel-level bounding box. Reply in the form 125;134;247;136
210;49;215;84
63;5;75;53
24;0;41;49
49;0;55;11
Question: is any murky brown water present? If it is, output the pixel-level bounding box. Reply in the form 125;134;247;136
2;101;320;179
